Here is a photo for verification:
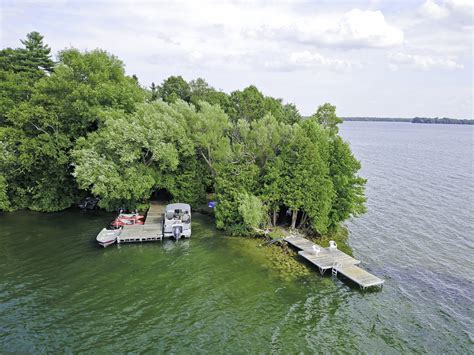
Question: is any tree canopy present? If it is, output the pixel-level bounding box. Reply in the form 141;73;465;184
1;32;366;236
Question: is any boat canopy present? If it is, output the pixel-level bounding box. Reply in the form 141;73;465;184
165;203;191;213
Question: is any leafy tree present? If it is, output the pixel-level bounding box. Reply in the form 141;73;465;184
0;124;77;211
261;156;285;226
1;33;366;237
0;175;11;211
278;121;334;232
159;75;191;103
263;96;285;122
228;85;266;123
165;154;209;205
238;193;267;230
311;103;343;135
189;78;210;102
0;32;54;122
1;46;145;211
187;101;231;175
297;120;334;233
189;78;230;110
282;103;302;125
214;161;259;232
327;136;367;230
72;101;194;210
150;82;159;101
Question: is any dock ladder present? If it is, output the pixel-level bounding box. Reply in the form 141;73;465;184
332;262;341;278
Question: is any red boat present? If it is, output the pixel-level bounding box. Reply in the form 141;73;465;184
111;211;145;228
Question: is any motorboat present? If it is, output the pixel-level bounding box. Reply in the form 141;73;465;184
111;210;145;228
163;203;191;240
96;227;122;247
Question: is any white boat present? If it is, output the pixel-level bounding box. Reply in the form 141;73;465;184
96;228;121;247
163;203;191;240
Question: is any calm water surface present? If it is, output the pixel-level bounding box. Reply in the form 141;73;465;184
0;122;473;353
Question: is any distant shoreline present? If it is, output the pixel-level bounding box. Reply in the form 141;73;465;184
343;117;474;125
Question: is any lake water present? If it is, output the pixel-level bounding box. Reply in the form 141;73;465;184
0;122;473;353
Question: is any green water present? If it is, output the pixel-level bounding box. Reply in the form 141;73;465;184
1;210;381;353
1;207;471;353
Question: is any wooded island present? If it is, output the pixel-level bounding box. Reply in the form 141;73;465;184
0;32;366;237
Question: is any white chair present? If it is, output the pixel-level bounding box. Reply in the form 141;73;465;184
312;245;320;255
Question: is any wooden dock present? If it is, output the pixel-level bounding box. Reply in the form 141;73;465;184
285;235;384;290
116;202;165;244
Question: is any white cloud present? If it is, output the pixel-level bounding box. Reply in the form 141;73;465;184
255;9;403;49
390;52;464;70
264;51;352;72
1;0;472;118
418;0;474;22
419;0;449;19
329;9;404;48
446;0;474;14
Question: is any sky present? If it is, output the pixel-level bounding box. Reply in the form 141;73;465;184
1;0;473;118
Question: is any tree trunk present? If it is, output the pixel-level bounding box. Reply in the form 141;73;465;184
291;210;298;229
272;210;278;227
298;212;308;229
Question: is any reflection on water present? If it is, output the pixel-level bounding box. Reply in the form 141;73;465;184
162;239;191;251
0;122;473;353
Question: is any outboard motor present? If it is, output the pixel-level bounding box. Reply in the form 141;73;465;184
173;225;183;240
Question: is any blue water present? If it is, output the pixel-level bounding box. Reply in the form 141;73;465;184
339;122;474;351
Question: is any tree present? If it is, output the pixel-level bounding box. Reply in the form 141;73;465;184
0;32;54;122
150;82;159;101
278;121;334;232
282;103;302;125
165;154;209;205
214;161;260;233
0;47;145;211
228;85;266;123
189;78;210;102
238;193;267;230
0;175;11;211
189;78;230;110
263;96;285;122
327;136;367;231
261;156;285;226
311;103;343;134
1;33;366;236
20;31;54;73
72;101;194;210
159;75;191;103
187;101;231;175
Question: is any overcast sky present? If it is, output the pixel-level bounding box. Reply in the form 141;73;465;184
1;0;473;118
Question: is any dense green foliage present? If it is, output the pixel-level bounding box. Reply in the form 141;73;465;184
0;33;366;236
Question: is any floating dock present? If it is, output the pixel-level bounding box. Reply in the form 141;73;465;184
117;202;165;244
285;235;384;290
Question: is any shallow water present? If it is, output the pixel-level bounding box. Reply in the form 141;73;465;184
0;122;473;353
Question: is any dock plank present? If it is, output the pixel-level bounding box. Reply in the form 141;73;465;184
285;234;383;290
284;235;318;250
335;265;384;289
117;202;164;243
299;250;360;271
